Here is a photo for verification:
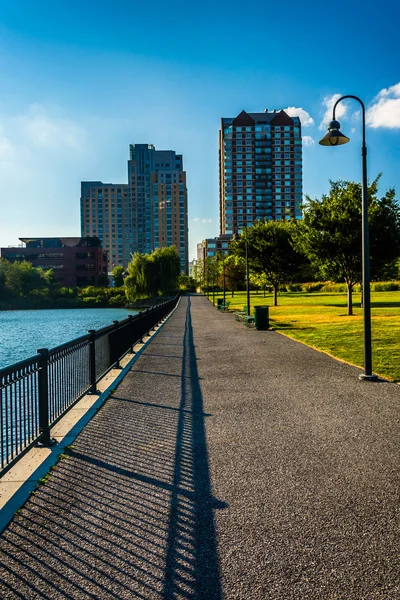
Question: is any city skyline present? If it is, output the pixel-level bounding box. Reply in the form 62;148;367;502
0;1;399;262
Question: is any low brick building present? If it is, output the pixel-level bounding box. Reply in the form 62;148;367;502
1;237;108;287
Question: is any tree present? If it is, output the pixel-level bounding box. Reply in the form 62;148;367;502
193;257;205;292
233;221;304;306
112;266;125;288
0;259;9;300
4;260;45;297
125;247;181;302
125;253;150;302
153;246;181;296
293;177;400;315
249;272;269;297
179;275;196;291
222;254;245;297
42;268;59;298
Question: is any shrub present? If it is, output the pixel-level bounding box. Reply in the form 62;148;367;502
82;296;104;305
371;281;400;292
320;283;347;293
287;283;302;292
304;283;324;293
109;295;126;306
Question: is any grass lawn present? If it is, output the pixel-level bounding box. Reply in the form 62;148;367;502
211;290;400;382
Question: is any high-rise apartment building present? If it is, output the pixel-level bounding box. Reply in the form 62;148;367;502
81;144;188;274
80;182;130;269
219;109;303;235
128;144;188;272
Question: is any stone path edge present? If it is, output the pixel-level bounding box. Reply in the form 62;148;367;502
0;297;182;535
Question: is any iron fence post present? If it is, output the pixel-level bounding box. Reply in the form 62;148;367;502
88;330;97;393
146;309;151;337
113;321;121;368
37;348;51;446
128;316;136;353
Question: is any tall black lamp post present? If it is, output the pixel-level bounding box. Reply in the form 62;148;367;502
222;256;226;306
216;253;226;305
319;95;377;381
245;229;250;317
202;246;207;298
212;259;215;306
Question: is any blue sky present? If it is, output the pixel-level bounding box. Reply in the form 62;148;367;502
0;0;399;261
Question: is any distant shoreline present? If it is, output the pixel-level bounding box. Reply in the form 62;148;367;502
0;294;174;311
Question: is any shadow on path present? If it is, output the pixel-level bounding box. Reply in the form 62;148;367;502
162;297;225;599
0;296;225;599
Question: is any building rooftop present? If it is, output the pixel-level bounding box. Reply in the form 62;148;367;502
222;109;300;126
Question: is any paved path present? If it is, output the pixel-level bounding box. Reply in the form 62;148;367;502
0;294;399;599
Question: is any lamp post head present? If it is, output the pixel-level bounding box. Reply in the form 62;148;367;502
319;119;350;146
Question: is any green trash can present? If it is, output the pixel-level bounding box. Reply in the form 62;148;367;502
217;298;224;309
254;306;269;330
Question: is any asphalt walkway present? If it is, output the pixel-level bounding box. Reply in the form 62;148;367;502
0;294;399;599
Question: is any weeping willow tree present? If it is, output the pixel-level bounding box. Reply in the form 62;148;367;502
125;253;149;302
125;247;181;302
153;246;181;295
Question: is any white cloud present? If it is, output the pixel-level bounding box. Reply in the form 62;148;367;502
0;105;86;160
15;104;85;151
319;93;348;130
193;217;212;224
283;106;314;127
366;83;400;128
302;135;315;147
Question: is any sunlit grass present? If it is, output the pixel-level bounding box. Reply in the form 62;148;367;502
211;290;400;382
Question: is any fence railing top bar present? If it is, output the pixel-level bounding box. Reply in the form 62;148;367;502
0;354;40;378
93;323;116;339
48;333;91;357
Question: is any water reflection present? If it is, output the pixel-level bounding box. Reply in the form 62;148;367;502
0;307;136;368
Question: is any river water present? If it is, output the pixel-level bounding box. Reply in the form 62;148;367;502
0;308;137;369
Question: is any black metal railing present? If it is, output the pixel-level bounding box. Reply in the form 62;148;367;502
0;295;179;477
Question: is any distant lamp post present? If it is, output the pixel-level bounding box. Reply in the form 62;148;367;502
216;253;226;305
222;256;226;306
319;94;377;381
203;245;206;297
245;230;250;317
212;260;215;306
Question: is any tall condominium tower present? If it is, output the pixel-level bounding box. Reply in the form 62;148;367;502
80;182;130;270
128;144;188;272
219;109;303;235
81;144;188;274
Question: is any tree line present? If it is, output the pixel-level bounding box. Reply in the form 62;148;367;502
196;178;400;315
0;246;182;309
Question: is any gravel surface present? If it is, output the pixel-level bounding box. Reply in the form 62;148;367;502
0;294;399;599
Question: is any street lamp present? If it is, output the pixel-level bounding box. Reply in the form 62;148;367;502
216;253;226;306
245;229;250;317
319;95;377;381
203;245;207;297
212;259;215;306
222;256;226;306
